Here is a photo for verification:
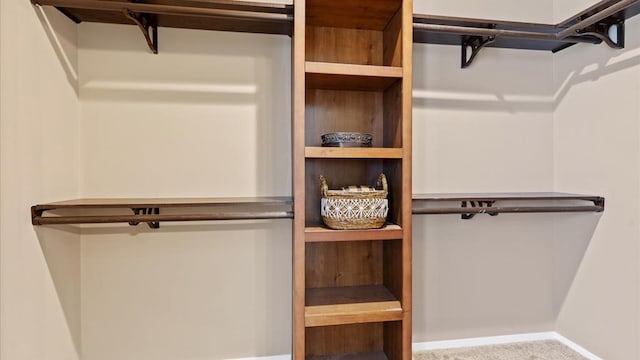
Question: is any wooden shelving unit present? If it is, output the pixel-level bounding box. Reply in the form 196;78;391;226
293;0;413;358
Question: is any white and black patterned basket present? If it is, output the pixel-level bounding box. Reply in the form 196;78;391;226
320;173;388;230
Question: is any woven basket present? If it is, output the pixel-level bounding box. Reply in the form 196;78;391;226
320;173;389;230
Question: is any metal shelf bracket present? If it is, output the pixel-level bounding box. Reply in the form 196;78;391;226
123;8;158;54
461;200;498;220
461;34;496;69
129;207;160;228
575;18;625;48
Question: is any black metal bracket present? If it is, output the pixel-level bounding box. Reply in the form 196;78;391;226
592;197;606;210
461;32;496;68
461;200;498;220
575;18;625;49
123;9;158;54
129;207;160;228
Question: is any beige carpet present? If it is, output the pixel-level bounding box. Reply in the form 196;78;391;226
413;340;588;360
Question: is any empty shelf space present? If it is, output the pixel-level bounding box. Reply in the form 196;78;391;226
412;192;605;218
31;197;293;226
305;147;403;159
305;62;402;91
306;0;402;30
307;351;388;360
305;224;403;242
306;285;398;306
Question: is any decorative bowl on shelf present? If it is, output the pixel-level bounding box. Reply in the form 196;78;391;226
321;132;372;147
320;173;388;230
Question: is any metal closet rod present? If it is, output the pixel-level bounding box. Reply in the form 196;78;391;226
557;0;637;39
33;0;294;21
415;0;638;43
412;23;597;44
35;0;638;34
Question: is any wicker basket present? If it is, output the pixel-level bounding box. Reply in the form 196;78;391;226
320;173;389;230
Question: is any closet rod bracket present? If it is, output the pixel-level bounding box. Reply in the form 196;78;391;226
461;32;496;68
574;18;625;49
591;197;606;210
129;207;160;228
123;8;158;54
461;200;498;220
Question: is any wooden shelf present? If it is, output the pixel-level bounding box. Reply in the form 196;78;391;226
305;286;402;327
31;197;293;226
412;14;596;52
305;147;403;159
32;0;292;35
306;285;398;306
306;351;388;360
305;62;402;91
30;193;606;226
413;192;605;218
305;224;403;242
35;0;640;57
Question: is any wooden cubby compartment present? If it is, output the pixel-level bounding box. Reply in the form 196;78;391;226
304;80;403;148
305;0;403;66
304;159;403;227
305;322;403;360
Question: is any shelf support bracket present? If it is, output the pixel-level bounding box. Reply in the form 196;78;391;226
129;207;160;228
123;8;158;54
592;197;606;211
574;18;625;49
461;200;497;220
461;32;496;69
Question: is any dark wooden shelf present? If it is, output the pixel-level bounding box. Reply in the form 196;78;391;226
413;192;605;218
33;0;640;64
412;14;599;52
306;285;398;306
32;0;293;35
31;197;293;226
30;192;605;226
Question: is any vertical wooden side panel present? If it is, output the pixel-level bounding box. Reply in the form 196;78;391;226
383;321;403;360
383;8;403;67
293;0;306;359
400;0;413;358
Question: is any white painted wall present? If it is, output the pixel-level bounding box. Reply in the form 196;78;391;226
0;1;81;359
552;2;640;359
412;0;559;342
77;24;292;359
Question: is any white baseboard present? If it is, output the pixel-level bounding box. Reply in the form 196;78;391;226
412;331;557;352
552;333;603;360
412;331;601;360
228;331;601;360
